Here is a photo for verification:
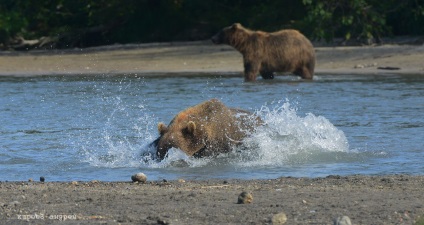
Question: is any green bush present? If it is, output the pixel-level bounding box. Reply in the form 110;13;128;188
0;3;28;43
302;0;387;42
302;0;424;43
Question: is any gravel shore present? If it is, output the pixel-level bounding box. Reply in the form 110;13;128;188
1;42;423;224
1;175;423;224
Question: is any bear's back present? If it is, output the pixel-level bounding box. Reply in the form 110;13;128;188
267;29;312;47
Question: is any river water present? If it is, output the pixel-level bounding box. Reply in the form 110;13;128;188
1;74;423;181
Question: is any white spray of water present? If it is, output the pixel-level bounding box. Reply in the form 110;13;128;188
236;101;350;167
80;99;158;168
83;136;142;168
143;147;212;168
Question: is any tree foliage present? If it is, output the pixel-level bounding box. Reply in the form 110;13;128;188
1;0;423;49
302;0;424;43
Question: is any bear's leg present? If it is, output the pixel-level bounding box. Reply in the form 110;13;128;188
294;67;313;80
260;71;275;79
243;61;260;82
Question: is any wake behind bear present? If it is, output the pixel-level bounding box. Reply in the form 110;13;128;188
211;23;315;81
150;99;261;160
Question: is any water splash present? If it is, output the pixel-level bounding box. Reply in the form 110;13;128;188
143;147;212;168
79;97;158;168
235;100;350;167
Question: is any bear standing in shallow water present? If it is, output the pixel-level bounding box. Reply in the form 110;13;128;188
211;23;315;81
154;99;261;160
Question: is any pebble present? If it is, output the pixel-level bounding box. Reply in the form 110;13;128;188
354;62;377;69
237;191;253;204
178;179;185;183
131;173;147;183
334;216;352;225
9;201;21;207
271;212;287;225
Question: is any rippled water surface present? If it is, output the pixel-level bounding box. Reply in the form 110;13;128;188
1;74;423;181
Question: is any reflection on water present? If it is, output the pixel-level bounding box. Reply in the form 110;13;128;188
0;74;423;181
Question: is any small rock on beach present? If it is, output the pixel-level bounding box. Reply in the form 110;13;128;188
334;215;352;225
131;173;147;183
354;62;377;69
271;212;287;224
237;191;253;204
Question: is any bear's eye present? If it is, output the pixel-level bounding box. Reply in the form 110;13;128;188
182;128;192;136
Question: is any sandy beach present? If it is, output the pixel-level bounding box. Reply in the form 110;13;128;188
1;41;424;224
1;41;424;77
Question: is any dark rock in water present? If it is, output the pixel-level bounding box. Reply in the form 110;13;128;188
237;191;253;204
377;66;400;70
40;176;45;182
327;175;341;179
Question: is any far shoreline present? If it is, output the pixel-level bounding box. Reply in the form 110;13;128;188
1;41;424;77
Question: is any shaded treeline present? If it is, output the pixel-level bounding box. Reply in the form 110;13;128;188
1;0;423;49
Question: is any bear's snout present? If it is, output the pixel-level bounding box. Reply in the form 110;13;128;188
156;142;170;160
156;136;177;160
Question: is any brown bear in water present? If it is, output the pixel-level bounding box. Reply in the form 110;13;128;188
154;99;260;160
211;23;315;81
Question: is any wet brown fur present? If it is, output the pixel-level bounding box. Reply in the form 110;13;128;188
155;99;260;160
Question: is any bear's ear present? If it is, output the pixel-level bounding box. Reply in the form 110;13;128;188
231;23;242;30
158;122;168;135
187;121;196;134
